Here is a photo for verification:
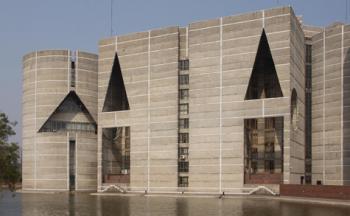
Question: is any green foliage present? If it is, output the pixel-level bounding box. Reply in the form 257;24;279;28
0;112;20;191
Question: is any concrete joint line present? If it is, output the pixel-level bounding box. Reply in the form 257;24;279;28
34;51;38;190
186;27;189;58
67;49;70;93
323;29;326;184
262;99;265;117
147;30;151;191
76;51;79;91
341;25;344;184
262;10;265;28
219;17;223;194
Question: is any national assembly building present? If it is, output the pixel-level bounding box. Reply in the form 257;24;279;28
22;6;350;194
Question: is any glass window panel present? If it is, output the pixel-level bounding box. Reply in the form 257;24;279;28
179;118;189;129
179;104;189;115
244;117;283;184
179;75;189;85
179;89;189;100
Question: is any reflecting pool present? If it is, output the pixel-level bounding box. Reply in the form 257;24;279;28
1;190;350;216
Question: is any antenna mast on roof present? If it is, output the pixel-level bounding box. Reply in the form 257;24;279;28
110;0;114;36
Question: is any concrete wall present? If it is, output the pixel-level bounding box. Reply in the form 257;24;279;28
76;51;98;121
187;6;304;192
98;27;179;192
96;6;306;193
311;23;350;185
22;50;97;191
343;25;350;185
289;8;306;184
25;6;350;192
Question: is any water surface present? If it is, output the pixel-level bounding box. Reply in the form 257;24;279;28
1;190;350;216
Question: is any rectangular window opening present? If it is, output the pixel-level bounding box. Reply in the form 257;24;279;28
69;140;76;191
178;176;188;187
178;161;189;172
179;89;189;100
179;104;189;115
102;127;130;184
179;118;189;129
178;133;189;143
179;75;189;85
179;59;189;70
70;61;76;88
244;117;283;184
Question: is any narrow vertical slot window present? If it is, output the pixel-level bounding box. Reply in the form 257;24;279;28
70;61;76;88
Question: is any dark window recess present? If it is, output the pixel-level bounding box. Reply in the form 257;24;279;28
103;53;130;112
179;75;189;85
178;133;189;143
38;91;97;133
70;61;76;87
291;89;298;130
245;29;283;100
102;127;130;184
179;118;189;129
178;147;189;161
40;120;96;133
178;147;189;156
69;140;76;191
179;59;189;70
306;44;312;63
178;161;189;172
179;89;189;100
244;117;284;184
305;44;312;184
179;104;189;115
178;176;188;187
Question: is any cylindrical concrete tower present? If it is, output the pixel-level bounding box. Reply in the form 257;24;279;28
22;50;98;191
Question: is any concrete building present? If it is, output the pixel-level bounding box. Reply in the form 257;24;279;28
22;50;98;191
22;6;350;193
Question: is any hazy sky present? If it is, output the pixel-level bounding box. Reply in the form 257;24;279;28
0;0;347;143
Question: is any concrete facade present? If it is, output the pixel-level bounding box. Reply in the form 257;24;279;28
22;6;350;193
311;23;350;185
22;50;98;191
97;6;306;193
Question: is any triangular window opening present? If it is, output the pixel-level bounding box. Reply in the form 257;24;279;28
245;29;283;100
102;53;130;112
39;91;97;133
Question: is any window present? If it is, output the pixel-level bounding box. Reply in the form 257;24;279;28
102;127;130;184
179;89;189;100
178;176;188;187
178;133;189;143
40;120;96;133
265;118;275;129
306;44;312;64
179;118;189;129
102;53;130;112
245;29;283;100
70;61;76;87
244;117;284;184
179;104;189;115
178;161;189;172
179;59;189;70
179;147;189;155
179;75;189;85
178;147;188;160
291;89;298;130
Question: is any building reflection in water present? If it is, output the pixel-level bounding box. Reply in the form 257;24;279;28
19;192;350;216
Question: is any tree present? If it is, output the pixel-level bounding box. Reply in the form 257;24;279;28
0;112;20;191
